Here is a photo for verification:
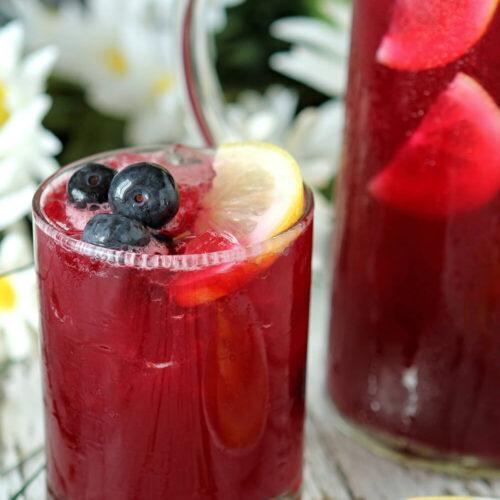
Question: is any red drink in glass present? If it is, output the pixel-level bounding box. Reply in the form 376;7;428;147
34;146;313;499
329;0;500;469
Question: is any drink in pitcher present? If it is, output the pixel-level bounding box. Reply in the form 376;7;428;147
329;0;500;469
34;144;313;498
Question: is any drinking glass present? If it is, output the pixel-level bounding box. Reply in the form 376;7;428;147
34;146;313;498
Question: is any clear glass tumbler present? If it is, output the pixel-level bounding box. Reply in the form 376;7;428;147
34;145;313;498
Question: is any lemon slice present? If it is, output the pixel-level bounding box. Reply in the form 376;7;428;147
196;142;305;243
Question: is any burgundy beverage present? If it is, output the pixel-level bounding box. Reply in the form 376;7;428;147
34;145;313;498
329;0;500;468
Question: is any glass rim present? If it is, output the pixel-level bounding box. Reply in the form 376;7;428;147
32;145;314;271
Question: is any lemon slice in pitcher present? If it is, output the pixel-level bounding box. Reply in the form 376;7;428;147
196;141;305;243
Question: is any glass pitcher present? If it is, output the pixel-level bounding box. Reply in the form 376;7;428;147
328;0;500;473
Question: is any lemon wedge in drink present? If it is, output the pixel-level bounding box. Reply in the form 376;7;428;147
172;142;306;307
196;141;305;243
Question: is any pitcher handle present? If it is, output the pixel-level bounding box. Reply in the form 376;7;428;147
177;0;238;147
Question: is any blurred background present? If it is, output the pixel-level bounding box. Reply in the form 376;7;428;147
0;0;350;492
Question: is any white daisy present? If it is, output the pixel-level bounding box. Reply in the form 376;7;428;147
13;0;243;146
226;85;299;143
0;222;38;364
283;99;344;188
226;85;343;187
0;21;60;230
13;0;186;144
270;0;351;98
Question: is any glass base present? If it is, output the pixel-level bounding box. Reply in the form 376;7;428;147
329;399;500;477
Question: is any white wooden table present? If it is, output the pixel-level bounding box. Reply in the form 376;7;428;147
2;268;500;499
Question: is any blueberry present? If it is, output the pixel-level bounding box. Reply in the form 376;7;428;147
68;163;116;208
82;214;150;249
108;162;179;228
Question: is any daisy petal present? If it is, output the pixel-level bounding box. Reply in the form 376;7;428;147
2;315;32;362
0;222;33;273
20;45;59;95
37;128;62;157
323;2;352;29
271;17;349;57
0;184;36;231
270;49;347;96
0;156;30;194
0;22;24;77
0;96;52;153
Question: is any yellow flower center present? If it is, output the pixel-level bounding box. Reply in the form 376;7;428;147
152;74;175;97
0;277;16;312
103;47;128;76
0;81;10;127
